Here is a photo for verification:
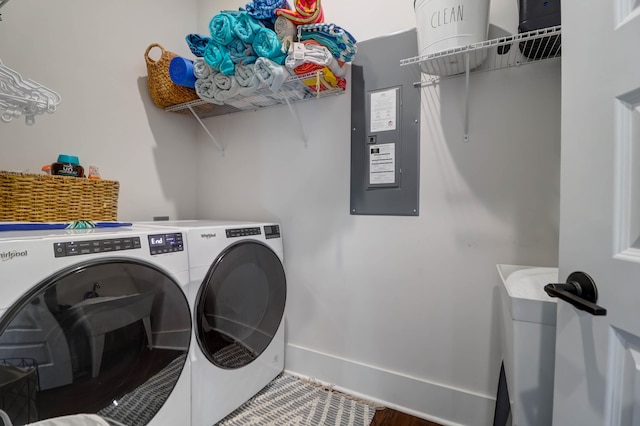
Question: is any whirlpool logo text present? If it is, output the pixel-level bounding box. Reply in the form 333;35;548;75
1;250;28;261
200;233;217;239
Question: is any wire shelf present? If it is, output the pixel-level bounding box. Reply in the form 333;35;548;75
400;25;561;83
166;70;345;119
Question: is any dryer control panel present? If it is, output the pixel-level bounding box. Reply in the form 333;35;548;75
148;232;184;255
54;237;142;257
264;225;281;239
226;227;261;238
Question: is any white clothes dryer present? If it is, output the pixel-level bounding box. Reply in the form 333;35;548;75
0;225;192;426
140;220;286;426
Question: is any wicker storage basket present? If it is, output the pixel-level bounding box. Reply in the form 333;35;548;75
145;43;200;109
0;172;119;222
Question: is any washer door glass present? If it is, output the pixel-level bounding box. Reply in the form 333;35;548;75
0;259;191;426
196;241;286;369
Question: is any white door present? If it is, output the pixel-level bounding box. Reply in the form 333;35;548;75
553;0;640;424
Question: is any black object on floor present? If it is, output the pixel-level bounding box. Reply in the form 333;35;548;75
493;362;511;426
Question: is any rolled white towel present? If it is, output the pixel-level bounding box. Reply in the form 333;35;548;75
274;16;297;54
195;74;224;105
193;59;213;79
235;63;262;95
254;57;290;93
213;73;240;102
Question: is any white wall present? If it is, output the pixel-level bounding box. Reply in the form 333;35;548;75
0;0;200;220
196;1;561;425
0;0;560;424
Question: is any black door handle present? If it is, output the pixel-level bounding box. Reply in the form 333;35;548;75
544;271;607;316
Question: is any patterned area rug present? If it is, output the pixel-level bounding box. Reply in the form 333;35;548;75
212;342;256;368
216;373;380;426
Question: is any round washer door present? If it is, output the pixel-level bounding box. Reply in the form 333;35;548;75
196;240;286;369
0;259;191;425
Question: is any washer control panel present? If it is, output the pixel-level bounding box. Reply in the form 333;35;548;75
226;227;261;238
148;232;184;255
54;237;142;258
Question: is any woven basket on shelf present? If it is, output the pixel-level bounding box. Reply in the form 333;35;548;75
0;172;120;222
145;43;200;109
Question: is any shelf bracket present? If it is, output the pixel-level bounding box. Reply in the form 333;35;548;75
285;97;309;148
186;104;224;155
464;52;470;143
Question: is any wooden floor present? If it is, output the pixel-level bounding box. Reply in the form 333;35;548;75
371;408;443;426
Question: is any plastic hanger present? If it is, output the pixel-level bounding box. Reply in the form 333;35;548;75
0;58;61;125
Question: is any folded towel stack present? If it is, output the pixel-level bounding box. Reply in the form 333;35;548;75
293;62;346;93
299;23;357;62
284;41;345;78
185;2;357;107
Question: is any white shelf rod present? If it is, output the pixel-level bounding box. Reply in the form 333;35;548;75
186;104;225;155
285;97;308;148
464;52;470;143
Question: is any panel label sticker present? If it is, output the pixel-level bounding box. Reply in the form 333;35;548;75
370;88;398;133
369;143;396;185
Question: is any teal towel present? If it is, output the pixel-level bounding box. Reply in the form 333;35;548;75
186;34;212;57
253;27;286;64
204;42;236;75
228;37;258;65
234;12;264;43
209;12;238;46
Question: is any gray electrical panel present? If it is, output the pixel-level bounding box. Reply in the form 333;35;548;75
350;28;420;216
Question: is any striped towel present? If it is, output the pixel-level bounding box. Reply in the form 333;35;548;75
299;23;357;62
294;62;346;92
275;0;324;25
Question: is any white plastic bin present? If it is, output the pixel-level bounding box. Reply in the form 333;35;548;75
497;264;558;426
414;0;491;74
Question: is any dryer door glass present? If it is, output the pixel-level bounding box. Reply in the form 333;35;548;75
0;259;191;426
196;241;286;369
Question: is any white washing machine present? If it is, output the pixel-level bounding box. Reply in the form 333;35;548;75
0;225;192;426
140;220;287;426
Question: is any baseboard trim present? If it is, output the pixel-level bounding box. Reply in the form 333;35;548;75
285;343;496;426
